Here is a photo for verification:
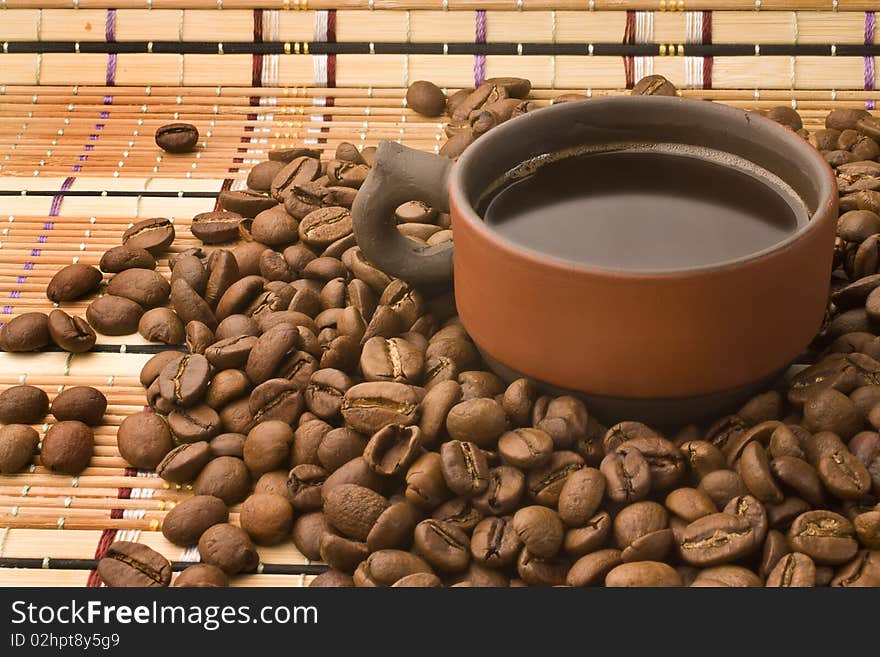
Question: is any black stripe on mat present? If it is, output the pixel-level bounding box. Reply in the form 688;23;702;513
4;41;880;57
0;558;328;575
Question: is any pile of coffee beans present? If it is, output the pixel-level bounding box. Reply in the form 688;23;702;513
2;75;879;587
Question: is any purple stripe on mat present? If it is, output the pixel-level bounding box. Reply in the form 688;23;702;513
72;166;82;172
3;306;13;314
9;291;19;299
867;12;876;110
84;145;94;151
16;277;26;285
474;10;487;88
106;54;117;87
48;176;75;218
30;250;41;257
99;111;110;119
106;10;117;87
43;222;54;230
23;263;33;271
103;96;113;105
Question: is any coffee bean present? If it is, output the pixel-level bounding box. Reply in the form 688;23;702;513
406;452;452;510
406;80;447;117
498;428;553;470
168;404;220;443
664;487;717;523
138;307;184;344
565;511;612;558
516;548;569;586
0;425;39;474
107;268;170;308
803;388;863;439
194;456;251;505
249;378;303;426
219;190;278;218
341;381;420;435
0;312;50;352
631;74;678;96
205;335;257;370
527;451;584;507
445;398;508;448
472;465;525;516
286;464;326;511
170;279;217;331
204;368;250;410
440;440;489;497
243;420;293;475
769;456;825;506
766;552;816;587
417;380;462;446
184;321;213;355
567;549;624;587
99;245;155;273
600;445;651;504
86;295;143;335
162;495;228;546
854;511;880;548
40;420;93;475
51;386;106;426
413;519;470;572
47;310;96;353
622;436;685;491
122;217;175;253
246;324;301;384
240;493;294;545
698;469;749;509
173;564;229;588
605;561;683;587
46;263;103;302
363;424;422;476
354;550;433;587
0;385;49;424
158;354;210;407
557;467;606;527
117;411;172;469
156;442;211;484
513;506;563;558
739;441;785;504
155;123;198;153
199;523;260;574
360;336;424;384
830;549;880;586
679;513;758;566
788;510;859;565
324;484;390;541
98;541;171;587
816;444;872;500
190;211;242;244
367;502;419;552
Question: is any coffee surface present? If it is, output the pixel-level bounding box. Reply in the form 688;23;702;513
479;146;809;271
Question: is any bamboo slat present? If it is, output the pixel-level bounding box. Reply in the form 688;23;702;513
0;10;877;46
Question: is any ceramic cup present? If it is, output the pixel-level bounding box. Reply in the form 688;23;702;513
352;96;837;424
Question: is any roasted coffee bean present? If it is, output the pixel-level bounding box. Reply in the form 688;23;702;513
320;534;370;572
49;386;105;427
155;122;198;153
788;510;859;565
208;433;246;460
99;245;155;273
816;444;872;500
251;205;299;246
513;506;564;558
203;369;249;411
191;211;242;244
158;354;210;407
367;502;418;551
516;548;569;586
0;385;49;424
219;190;278;218
831;549;880;586
47;309;96;353
298;206;352;248
46;264;102;302
565;511;612;558
432;498;483;535
360;336;424;384
470;516;521;567
170;279;217;331
849;432;880;493
445;398;507;448
472;465;525;516
363;424;422;476
354;550;433;587
413;519;470;572
406;80;447;116
156;442;211;484
679;513;757;566
621;436;685;491
0;425;39;474
184;321;213;355
138;307;184;344
600;445;651;504
199;523;259;574
248;378;302;426
194;456;251;505
287;464;327;511
439;440;489;497
664;487;717;523
317;428;368;472
117;411;172;469
501;378;536;427
527;451;584;507
271;156;322;200
240;493;294;546
406;452;452;510
766;552;816;587
803;388;863;439
244;421;294;475
341;382;420;434
304;368;350;419
631;74;678;96
86;295;143;335
173;564;229;588
122;217;175;253
567;549;624;587
498;428;553;470
324;484;390;541
698;469;749;509
161;495;228;546
98;542;171;587
205;335;257;370
557;467;606;527
168;404;220;443
418;380;462;446
0;312;50;352
247;160;286;193
40;421;93;475
739;441;785;504
770;456;825;506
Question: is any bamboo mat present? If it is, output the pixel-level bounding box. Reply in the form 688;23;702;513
1;1;879;587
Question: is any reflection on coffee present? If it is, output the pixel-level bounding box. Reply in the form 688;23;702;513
478;144;810;270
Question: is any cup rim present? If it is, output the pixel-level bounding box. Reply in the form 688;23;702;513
449;95;838;279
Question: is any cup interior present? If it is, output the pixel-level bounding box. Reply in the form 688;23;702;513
452;96;835;274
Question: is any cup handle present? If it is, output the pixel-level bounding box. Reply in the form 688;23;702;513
352;141;454;287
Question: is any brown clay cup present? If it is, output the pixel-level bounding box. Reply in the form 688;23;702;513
352;96;837;423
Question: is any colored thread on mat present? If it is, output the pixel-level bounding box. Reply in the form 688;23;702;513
867;12;876;110
623;11;636;88
49;177;75;217
105;10;117;87
474;10;487;88
252;8;263;106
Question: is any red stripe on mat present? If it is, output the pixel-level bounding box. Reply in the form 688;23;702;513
86;467;137;587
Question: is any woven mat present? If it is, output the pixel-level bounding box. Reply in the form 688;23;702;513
0;2;878;587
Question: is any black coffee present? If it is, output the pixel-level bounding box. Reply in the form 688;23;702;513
478;145;809;270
